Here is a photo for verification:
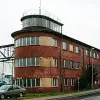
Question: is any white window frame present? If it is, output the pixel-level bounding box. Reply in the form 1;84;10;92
63;42;67;50
75;46;79;54
52;78;58;87
94;52;96;58
71;79;74;86
97;54;99;59
63;60;68;68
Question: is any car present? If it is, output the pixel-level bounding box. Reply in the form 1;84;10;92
0;84;26;99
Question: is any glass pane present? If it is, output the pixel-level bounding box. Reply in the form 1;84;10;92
36;78;40;87
23;79;26;87
32;57;35;66
20;59;23;67
36;57;40;66
32;79;35;87
27;37;30;45
36;37;39;45
20;38;23;46
23;37;26;46
31;37;35;45
27;58;32;66
23;58;26;66
27;79;31;87
20;79;22;87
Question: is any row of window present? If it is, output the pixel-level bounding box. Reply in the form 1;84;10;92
86;49;100;59
15;78;75;88
15;57;57;67
15;57;80;69
15;37;57;47
62;42;79;54
22;18;61;33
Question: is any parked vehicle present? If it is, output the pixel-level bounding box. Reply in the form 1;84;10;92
0;85;26;99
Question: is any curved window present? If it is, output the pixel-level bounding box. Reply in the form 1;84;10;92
15;57;40;67
22;18;61;33
15;37;40;47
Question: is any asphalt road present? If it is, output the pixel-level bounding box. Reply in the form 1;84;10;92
48;92;100;100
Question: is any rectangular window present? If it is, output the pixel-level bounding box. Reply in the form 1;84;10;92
94;52;96;58
53;39;57;47
70;61;74;68
27;37;30;45
27;58;32;66
23;37;27;46
23;58;26;66
71;79;74;86
75;46;79;54
32;78;40;87
63;42;67;50
27;79;31;87
36;37;39;45
23;79;27;87
97;54;99;59
69;44;74;52
35;57;40;66
52;78;58;87
90;51;92;57
86;50;89;56
63;60;68;68
53;58;58;67
20;38;23;46
31;37;35;45
64;78;68;86
32;57;35;66
20;59;23;67
76;62;80;69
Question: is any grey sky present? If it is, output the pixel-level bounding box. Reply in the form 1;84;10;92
0;0;100;48
0;0;100;74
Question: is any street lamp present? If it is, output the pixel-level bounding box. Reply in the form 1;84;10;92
91;48;94;89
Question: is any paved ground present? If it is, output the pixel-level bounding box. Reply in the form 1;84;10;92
24;89;100;100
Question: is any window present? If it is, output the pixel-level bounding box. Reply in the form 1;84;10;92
52;78;58;87
70;61;74;68
53;39;57;47
94;52;96;58
16;78;40;88
53;58;58;67
86;50;89;56
64;78;68;86
71;79;74;86
63;60;68;68
27;58;32;66
35;57;40;66
32;78;40;87
23;37;27;46
76;62;80;69
27;37;31;45
75;46;79;54
23;58;26;66
90;51;92;57
63;42;67;50
97;54;99;59
69;44;74;52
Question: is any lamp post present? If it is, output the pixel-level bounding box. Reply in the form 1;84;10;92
91;48;94;89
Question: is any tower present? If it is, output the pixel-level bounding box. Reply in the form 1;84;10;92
11;9;63;93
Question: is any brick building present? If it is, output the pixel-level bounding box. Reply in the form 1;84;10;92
11;10;100;93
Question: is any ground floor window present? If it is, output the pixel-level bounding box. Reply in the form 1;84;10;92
52;78;58;87
71;79;74;86
64;78;68;86
15;78;40;88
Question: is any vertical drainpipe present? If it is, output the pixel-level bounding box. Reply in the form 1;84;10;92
81;48;84;76
60;26;63;92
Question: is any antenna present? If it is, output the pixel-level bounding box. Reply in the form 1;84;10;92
39;0;41;15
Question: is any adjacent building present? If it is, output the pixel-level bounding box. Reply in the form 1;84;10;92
11;10;100;93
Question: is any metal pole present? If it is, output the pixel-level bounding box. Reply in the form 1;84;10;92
78;78;79;92
91;48;94;89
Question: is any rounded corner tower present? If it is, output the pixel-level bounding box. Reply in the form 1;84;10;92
11;9;64;93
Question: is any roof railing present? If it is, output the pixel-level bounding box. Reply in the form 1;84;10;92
23;9;61;23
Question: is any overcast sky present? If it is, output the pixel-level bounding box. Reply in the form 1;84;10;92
0;0;100;48
0;0;100;74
